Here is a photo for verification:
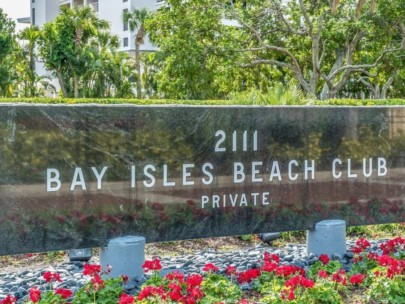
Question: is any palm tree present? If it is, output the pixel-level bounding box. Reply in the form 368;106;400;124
19;26;41;97
19;26;40;74
123;8;149;99
68;5;109;98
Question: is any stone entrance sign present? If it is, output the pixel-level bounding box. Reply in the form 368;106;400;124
0;105;404;255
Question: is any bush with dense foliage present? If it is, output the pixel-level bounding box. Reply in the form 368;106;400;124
1;98;405;106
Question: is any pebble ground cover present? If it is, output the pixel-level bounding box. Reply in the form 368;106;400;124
0;236;404;304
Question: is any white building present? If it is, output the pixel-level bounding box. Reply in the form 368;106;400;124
29;0;163;52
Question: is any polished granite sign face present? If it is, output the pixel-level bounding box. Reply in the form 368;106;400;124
1;105;405;255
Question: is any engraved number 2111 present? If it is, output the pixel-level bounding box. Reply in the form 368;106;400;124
214;130;258;152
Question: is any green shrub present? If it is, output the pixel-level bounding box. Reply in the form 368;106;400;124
0;97;405;106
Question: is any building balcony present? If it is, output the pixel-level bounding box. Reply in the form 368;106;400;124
58;0;98;12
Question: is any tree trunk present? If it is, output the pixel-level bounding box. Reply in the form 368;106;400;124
74;74;79;98
135;43;142;99
331;0;340;13
56;70;69;98
320;83;329;100
374;84;381;99
355;0;367;18
381;74;395;99
29;49;36;97
323;48;345;99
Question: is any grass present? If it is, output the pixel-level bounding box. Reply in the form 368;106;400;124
270;223;405;248
346;223;405;239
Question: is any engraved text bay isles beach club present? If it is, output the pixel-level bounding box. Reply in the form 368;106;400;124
46;129;388;209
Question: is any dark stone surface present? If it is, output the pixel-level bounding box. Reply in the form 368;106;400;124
0;105;404;255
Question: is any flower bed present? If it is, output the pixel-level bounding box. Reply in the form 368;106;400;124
1;237;404;304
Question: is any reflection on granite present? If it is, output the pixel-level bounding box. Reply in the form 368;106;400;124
0;105;404;255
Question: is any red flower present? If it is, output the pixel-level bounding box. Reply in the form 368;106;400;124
374;270;383;277
356;238;371;250
142;258;162;273
138;286;154;300
262;261;277;272
367;252;379;261
319;254;330;265
0;295;16;304
380;237;405;255
168;283;183;301
119;294;135;304
83;264;102;276
300;277;315;288
202;263;219;273
384;258;402;278
377;254;396;267
29;287;41;303
43;271;62;283
349;274;367;285
184;296;197;304
288;290;295;300
285;275;314;289
165;271;185;283
237;268;261;284
263;252;280;264
226;265;237;276
54;273;62;282
281;288;296;301
238;300;250;304
168;282;181;291
275;265;305;277
352;246;363;254
43;271;52;283
186;274;203;287
188;286;204;299
332;269;347;285
138;286;166;301
318;270;328;278
122;274;129;284
285;275;300;288
91;274;105;290
55;288;73;299
168;291;183;302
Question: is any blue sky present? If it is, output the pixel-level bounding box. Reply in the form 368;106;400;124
0;0;30;32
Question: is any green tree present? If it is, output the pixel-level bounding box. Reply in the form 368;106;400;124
19;26;40;75
220;0;404;99
17;26;55;97
81;33;136;98
0;9;17;97
123;8;150;99
38;6;110;97
353;0;405;98
332;0;377;17
145;0;275;99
